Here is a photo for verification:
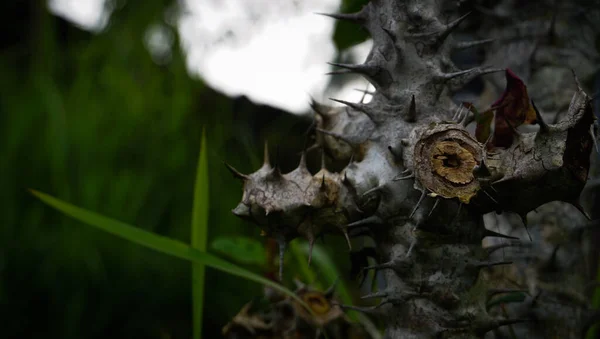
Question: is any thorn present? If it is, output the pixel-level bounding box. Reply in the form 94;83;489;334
328;97;362;110
519;214;533;241
569;200;591;221
438;67;503;81
482;189;498;205
328;62;381;79
329;97;376;122
327;62;380;77
316;128;355;145
407;12;471;47
406;95;417;122
452;105;465;122
401;168;411;175
474;260;513;269
231;203;251;217
277;236;286;282
483;242;530;257
428;198;440;218
388;145;401;159
363;262;393;272
483;229;519;240
571;68;583;90
439;12;472;43
324;277;339;298
361;291;388;300
326;69;352;76
491;175;512;186
381;27;397;43
224;162;251;180
530;290;542;308
440;68;478;80
531;100;550;134
263;140;271;167
305;143;320;154
267;164;282;180
309;98;331;121
348;226;373;238
363;184;386;197
460;108;472;127
472;161;491;178
315;11;366;24
346;215;384;228
296;152;308;172
487;288;528;298
354;88;375;96
409;190;427;219
541;245;560;272
342;228;352;250
450;202;463;227
320;174;326;190
393;173;414;181
406;238;417;257
454;38;495;50
590;124;599;154
342;172;350;185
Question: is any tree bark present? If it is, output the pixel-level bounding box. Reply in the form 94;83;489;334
228;0;599;337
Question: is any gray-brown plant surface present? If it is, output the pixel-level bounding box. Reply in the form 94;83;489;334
225;0;600;338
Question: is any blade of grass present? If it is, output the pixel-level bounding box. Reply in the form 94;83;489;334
28;189;309;311
191;128;209;339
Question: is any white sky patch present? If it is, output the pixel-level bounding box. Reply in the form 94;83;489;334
177;0;341;114
48;0;111;32
322;39;374;105
46;0;376;115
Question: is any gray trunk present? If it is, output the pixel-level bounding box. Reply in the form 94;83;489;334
227;1;600;338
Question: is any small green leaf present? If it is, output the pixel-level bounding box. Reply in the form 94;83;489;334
28;189;309;311
191;128;209;339
211;236;267;267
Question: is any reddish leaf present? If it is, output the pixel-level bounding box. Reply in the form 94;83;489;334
488;69;538;148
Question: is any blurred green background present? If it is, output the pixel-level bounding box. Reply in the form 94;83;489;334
0;1;371;338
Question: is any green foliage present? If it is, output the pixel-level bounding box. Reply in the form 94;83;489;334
29;189;309;308
211;236;268;267
191;129;210;339
332;0;371;50
0;2;373;338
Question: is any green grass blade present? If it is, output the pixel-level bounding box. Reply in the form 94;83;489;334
28;189;309;310
191;128;209;339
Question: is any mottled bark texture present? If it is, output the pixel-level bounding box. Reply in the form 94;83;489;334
227;0;599;338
